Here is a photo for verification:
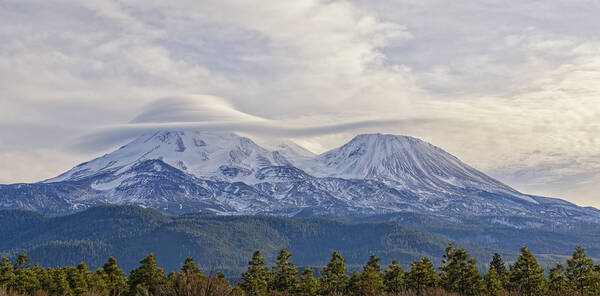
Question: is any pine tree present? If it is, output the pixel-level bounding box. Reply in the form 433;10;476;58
489;253;509;290
128;253;167;296
489;253;506;276
383;260;404;293
0;257;15;287
592;267;600;296
180;257;203;277
319;251;350;295
50;268;73;296
102;257;128;296
439;243;484;296
364;254;382;273
272;248;299;293
240;250;273;296
296;268;318;296
32;264;50;292
11;254;41;294
484;268;504;296
89;267;109;294
548;263;572;294
566;245;598;296
360;254;384;296
405;256;439;294
77;262;93;286
14;253;30;270
14;268;41;294
508;247;546;296
167;258;220;296
348;270;362;295
66;264;91;295
173;256;207;295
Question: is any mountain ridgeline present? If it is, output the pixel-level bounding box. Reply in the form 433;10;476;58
1;130;600;269
0;131;597;225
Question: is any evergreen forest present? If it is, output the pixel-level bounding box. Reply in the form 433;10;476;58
1;244;599;296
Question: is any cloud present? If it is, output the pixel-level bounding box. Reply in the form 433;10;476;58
73;94;425;152
0;0;599;206
130;95;266;124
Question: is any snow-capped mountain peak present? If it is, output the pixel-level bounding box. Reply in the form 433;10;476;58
307;133;535;202
47;130;291;184
10;130;596;225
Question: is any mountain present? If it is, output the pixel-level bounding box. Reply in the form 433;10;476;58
309;134;524;197
1;130;599;228
46;131;292;185
3;130;600;265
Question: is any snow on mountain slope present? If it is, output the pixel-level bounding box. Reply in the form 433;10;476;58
47;131;291;185
272;140;316;163
306;134;537;203
4;130;600;226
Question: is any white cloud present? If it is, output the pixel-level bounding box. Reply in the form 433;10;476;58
72;94;413;152
130;95;267;124
0;0;599;206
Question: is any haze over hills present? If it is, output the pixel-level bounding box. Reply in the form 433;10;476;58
0;130;598;229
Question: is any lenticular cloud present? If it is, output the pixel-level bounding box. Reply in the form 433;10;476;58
131;95;267;124
71;94;406;153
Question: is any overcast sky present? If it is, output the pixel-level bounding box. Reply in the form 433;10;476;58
1;0;599;207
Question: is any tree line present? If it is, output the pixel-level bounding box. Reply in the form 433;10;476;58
0;244;599;296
